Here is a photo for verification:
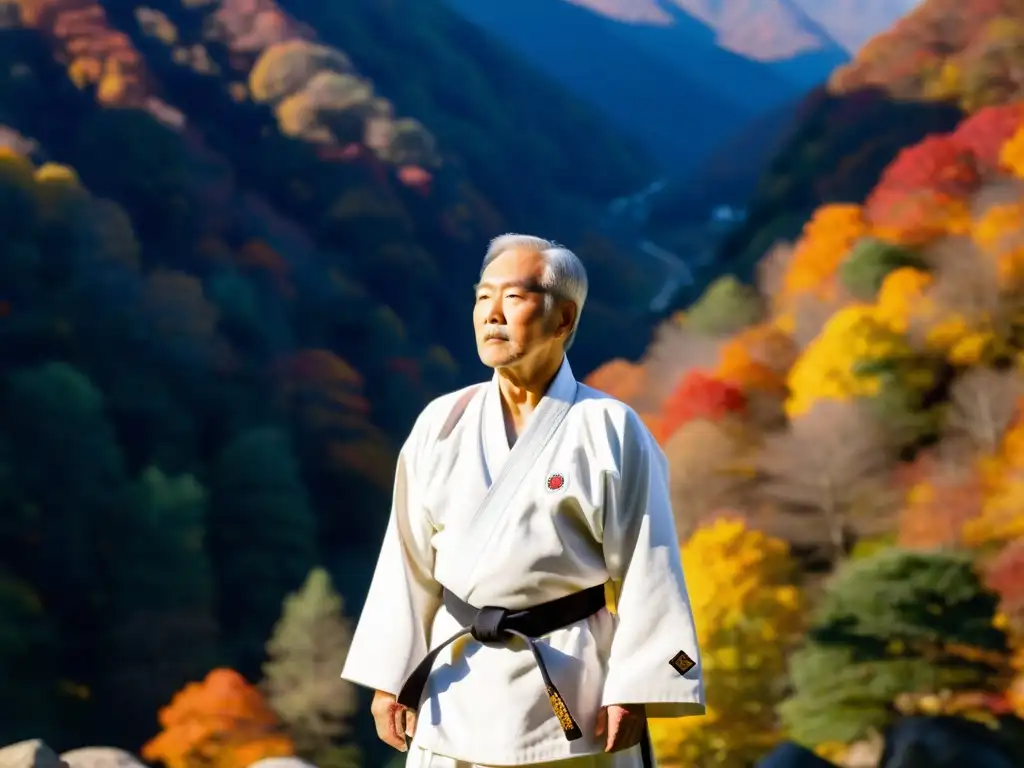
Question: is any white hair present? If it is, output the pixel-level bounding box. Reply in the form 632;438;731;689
481;233;589;350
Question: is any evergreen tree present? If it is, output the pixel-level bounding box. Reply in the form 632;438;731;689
209;427;319;677
780;548;1011;746
263;568;359;768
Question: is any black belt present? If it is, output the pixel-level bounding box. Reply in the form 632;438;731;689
397;584;607;741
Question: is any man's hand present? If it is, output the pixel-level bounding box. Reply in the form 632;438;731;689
595;704;646;753
371;690;417;752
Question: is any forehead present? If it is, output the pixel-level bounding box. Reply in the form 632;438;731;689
480;247;545;285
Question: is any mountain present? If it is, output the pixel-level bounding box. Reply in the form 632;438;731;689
0;0;672;754
444;0;920;177
444;0;843;174
567;0;921;59
705;0;1023;288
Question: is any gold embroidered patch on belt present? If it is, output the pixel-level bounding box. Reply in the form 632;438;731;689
669;650;696;676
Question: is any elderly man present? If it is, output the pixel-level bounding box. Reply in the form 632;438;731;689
341;234;704;768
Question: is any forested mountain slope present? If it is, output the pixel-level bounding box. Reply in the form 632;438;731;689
585;4;1024;765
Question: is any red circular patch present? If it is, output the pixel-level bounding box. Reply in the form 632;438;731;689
547;474;565;491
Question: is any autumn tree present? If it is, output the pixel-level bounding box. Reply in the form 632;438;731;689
715;323;796;397
897;460;984;550
684;276;764;336
262;568;359;768
143;668;295;768
943;368;1021;455
208;428;319;677
640;322;722;408
249;41;354;105
839;237;924;300
757;400;897;562
913;238;1008;366
985;540;1024;631
583;358;647;408
780;549;1011;748
953;102;1024;171
785;304;936;434
649;519;804;768
659;371;746;444
662;417;755;539
780;204;867;303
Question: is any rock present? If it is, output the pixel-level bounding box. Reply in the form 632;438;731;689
0;740;68;768
842;736;884;767
61;748;146;768
247;759;316;768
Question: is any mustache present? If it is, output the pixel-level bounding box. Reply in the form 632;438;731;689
483;326;509;341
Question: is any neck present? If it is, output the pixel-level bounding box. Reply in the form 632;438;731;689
496;353;564;416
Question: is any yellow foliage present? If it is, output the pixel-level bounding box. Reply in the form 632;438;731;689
0;147;35;182
68;57;103;89
971;202;1024;287
649;519;804;768
781;204;867;302
1000;127;1024;178
715;324;794;395
925;315;1001;366
963;419;1024;546
97;60;128;105
875;267;932;333
35;163;80;186
923;60;962;101
785;305;931;417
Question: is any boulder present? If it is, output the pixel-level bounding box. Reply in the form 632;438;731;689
0;741;68;768
61;748;146;768
247;759;316;768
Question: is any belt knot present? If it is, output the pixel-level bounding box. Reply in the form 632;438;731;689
470;606;510;643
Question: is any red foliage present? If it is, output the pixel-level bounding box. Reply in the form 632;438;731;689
658;371;747;443
952;102;1024;171
869;135;980;200
985;538;1024;623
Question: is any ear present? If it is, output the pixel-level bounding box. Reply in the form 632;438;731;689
555;300;577;339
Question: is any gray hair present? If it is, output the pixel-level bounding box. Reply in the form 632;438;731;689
481;233;589;350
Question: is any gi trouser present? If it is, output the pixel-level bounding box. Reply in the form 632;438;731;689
405;744;646;767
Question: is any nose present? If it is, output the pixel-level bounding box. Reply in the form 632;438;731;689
485;296;504;325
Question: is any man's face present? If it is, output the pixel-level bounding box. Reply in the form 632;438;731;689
473;247;572;370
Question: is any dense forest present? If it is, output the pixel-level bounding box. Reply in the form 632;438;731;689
0;0;663;763
586;1;1024;762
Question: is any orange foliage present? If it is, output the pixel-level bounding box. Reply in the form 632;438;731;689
278;350;394;490
897;468;984;549
584;358;647;407
659;371;746;444
142;668;294;768
23;0;152;107
714;324;795;396
986;539;1024;628
781;204;867;301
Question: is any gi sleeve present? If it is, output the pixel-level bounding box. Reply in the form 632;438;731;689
341;438;442;696
600;413;706;717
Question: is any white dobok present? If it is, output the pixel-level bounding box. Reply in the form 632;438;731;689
341;358;705;766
